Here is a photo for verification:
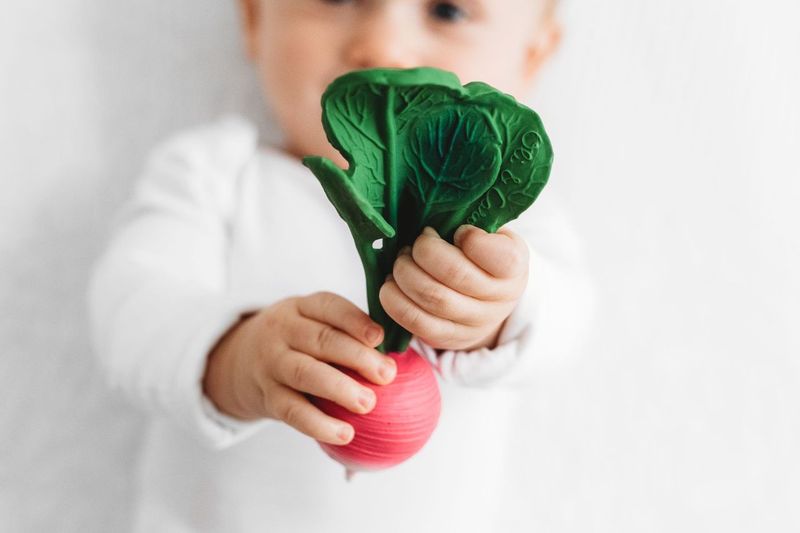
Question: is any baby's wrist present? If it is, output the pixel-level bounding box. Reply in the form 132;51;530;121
427;318;506;353
203;314;261;421
461;320;505;352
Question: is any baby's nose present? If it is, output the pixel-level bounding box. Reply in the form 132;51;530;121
343;8;419;70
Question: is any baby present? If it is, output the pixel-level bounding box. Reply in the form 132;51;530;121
89;1;590;531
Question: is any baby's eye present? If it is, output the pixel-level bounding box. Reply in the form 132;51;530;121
429;2;468;23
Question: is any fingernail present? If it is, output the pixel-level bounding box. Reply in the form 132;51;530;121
338;425;353;443
358;389;375;411
366;326;382;344
422;226;439;237
380;359;396;381
453;225;470;246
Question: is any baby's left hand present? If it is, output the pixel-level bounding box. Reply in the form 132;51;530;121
380;225;529;352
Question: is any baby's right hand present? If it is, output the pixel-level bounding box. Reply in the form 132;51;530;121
202;292;397;445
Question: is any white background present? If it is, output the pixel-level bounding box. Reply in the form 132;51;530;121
1;0;798;531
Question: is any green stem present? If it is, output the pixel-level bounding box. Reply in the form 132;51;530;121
356;243;385;337
386;86;398;231
383;325;412;354
375;86;413;353
357;240;410;354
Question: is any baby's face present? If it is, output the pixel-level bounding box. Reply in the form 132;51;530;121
240;0;559;166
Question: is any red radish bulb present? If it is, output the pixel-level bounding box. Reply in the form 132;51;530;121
310;347;441;480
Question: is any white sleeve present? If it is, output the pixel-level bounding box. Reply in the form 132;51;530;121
412;192;595;389
87;116;275;448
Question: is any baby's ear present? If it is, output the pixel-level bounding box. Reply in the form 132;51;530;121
522;15;563;89
237;0;260;60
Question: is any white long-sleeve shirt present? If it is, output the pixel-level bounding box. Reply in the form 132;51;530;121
88;116;593;533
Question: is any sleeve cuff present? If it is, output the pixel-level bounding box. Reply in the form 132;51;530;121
410;243;594;389
410;280;539;388
174;299;276;449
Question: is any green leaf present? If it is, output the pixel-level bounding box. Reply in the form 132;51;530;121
402;105;502;225
322;84;387;211
302;156;395;242
450;84;553;237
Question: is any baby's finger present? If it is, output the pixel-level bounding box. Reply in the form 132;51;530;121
274;350;377;416
286;316;396;385
380;275;467;348
411;228;520;302
266;383;354;445
297;291;383;347
453;225;529;280
392;250;504;326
